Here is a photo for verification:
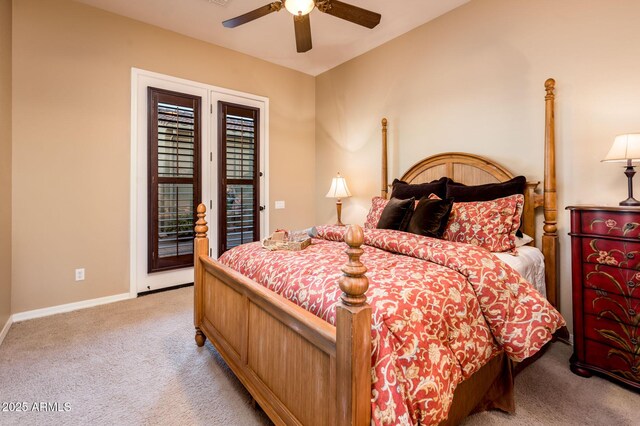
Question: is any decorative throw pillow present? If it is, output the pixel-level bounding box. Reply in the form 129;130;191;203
437;194;525;253
390;177;448;200
445;176;527;202
446;176;527;238
406;197;454;238
364;197;389;229
376;197;415;231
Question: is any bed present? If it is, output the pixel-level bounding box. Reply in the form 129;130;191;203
193;79;563;425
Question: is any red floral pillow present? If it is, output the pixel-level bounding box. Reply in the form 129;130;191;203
364;197;389;229
433;194;524;253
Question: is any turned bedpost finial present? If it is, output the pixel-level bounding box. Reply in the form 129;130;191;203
339;225;369;306
195;203;208;238
545;78;556;98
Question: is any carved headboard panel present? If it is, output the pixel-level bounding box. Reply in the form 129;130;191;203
397;152;540;244
401;152;512;184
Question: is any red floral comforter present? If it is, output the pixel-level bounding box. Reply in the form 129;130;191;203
218;226;564;425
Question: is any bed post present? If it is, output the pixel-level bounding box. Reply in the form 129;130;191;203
543;78;558;308
381;118;389;199
194;203;209;347
336;225;372;426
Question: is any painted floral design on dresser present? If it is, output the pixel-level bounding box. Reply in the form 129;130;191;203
585;264;640;299
586;239;640;269
593;306;640;381
589;265;640;381
590;217;640;237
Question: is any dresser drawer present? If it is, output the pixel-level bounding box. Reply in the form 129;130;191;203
581;210;640;239
585;314;639;355
585;339;640;382
582;238;640;270
584;288;640;326
583;263;640;300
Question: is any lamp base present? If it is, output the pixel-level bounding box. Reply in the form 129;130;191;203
620;197;640;207
335;199;345;226
622;163;640;207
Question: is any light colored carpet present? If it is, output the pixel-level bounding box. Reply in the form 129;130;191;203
463;340;639;426
0;287;270;426
0;286;638;425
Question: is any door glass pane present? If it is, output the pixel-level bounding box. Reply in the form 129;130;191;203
157;183;194;258
226;184;255;251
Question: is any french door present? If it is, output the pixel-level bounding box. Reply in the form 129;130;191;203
147;87;201;273
132;69;268;294
217;102;261;255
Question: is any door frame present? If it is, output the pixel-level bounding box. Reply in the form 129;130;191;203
130;68;269;296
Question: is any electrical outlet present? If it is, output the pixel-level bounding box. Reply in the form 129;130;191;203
275;201;285;209
75;268;85;281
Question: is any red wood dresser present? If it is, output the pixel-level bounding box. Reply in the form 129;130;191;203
567;205;640;390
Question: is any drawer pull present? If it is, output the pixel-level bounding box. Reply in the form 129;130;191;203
632;338;639;346
632;366;639;374
627;252;635;259
629;309;637;317
628;281;637;288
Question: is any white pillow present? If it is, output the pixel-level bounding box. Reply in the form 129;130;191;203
515;233;534;248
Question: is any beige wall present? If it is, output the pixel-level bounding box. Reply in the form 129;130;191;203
0;0;11;326
11;0;315;313
315;0;640;332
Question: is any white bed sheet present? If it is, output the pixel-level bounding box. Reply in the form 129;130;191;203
494;246;546;297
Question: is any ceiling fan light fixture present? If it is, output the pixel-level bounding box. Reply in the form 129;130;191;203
284;0;315;16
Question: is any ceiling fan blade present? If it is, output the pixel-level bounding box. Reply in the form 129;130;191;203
294;14;312;53
318;0;381;29
222;2;283;28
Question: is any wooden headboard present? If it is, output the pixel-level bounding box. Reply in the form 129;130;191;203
380;79;558;307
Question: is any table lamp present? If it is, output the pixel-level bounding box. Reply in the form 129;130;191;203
603;133;640;206
326;173;352;226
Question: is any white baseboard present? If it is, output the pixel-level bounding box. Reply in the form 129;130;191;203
12;293;134;323
0;315;12;347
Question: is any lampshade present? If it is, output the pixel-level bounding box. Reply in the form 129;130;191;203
603;133;640;162
326;173;352;199
285;0;315;15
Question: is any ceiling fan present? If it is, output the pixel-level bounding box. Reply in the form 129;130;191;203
222;0;381;53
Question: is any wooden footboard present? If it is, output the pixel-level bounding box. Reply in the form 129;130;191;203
193;205;371;425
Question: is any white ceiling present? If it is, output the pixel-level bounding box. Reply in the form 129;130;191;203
76;0;469;76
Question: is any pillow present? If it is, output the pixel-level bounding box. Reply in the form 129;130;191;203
376;197;415;230
445;176;526;202
438;194;525;253
446;176;527;238
364;197;389;229
406;197;454;238
391;177;448;200
515;232;534;248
